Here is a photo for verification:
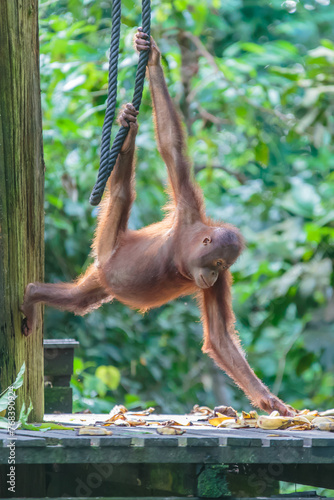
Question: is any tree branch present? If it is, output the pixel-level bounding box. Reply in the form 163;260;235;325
194;164;247;184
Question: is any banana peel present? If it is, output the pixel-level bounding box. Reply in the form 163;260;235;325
297;409;319;422
214;405;238;418
191;405;214;416
208;415;236;427
102;404;334;433
312;416;334;431
319;409;334;417
207;408;334;432
78;426;112;436
314;421;334;432
257;415;293;430
257;414;312;430
286;424;311;431
157;426;185;435
240;411;258;428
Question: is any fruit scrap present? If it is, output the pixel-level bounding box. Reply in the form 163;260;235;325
257;416;292;430
287;425;311;431
103;411;147;427
297;409;319;422
242;410;259;420
162;419;191;426
129;407;155;416
315;422;334;432
221;419;247;429
77;426;112;436
104;412;128;424
208;415;236;427
257;414;312;431
214;405;238;418
109;405;127;417
312;416;334;431
191;405;214;416
240;410;259;427
157;426;185;435
319;409;334;417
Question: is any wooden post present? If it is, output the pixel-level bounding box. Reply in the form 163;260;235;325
0;1;44;421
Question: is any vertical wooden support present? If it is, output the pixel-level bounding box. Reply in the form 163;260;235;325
0;0;44;421
44;339;79;413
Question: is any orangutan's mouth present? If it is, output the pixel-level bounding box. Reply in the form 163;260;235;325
200;274;210;288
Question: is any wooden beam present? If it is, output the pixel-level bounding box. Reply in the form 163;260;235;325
0;0;44;421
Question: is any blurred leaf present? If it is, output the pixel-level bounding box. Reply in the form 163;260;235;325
95;366;121;391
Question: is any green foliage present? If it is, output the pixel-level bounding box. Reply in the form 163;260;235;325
18;400;76;431
0;363;25;412
0;363;25;428
39;0;334;414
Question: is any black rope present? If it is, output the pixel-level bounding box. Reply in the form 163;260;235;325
89;0;151;206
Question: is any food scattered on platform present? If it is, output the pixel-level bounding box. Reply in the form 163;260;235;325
44;404;334;436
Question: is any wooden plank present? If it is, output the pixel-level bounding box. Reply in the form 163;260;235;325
1;441;334;464
10;437;46;448
264;436;304;447
43;339;80;348
0;0;44;423
42;412;334;447
0;426;330;450
142;437;179;447
90;437;132;447
182;436;220;447
1;420;334;466
0;431;46;448
184;427;302;447
39;430;90;448
283;429;334;447
222;435;263;447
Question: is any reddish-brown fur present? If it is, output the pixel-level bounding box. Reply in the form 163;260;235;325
21;31;294;415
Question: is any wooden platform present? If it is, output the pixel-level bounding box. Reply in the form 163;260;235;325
1;413;334;465
1;425;334;465
1;414;334;498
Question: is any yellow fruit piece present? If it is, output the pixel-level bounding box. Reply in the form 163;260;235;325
286;424;310;431
315;421;334;432
257;415;293;430
218;419;244;429
269;411;280;417
249;410;259;419
291;416;312;428
78;426;112;436
209;416;235;427
319;409;334;417
296;410;319;422
312;416;334;429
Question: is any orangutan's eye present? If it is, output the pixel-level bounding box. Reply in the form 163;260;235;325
217;261;223;267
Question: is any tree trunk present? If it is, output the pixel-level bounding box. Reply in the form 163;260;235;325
0;0;44;421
